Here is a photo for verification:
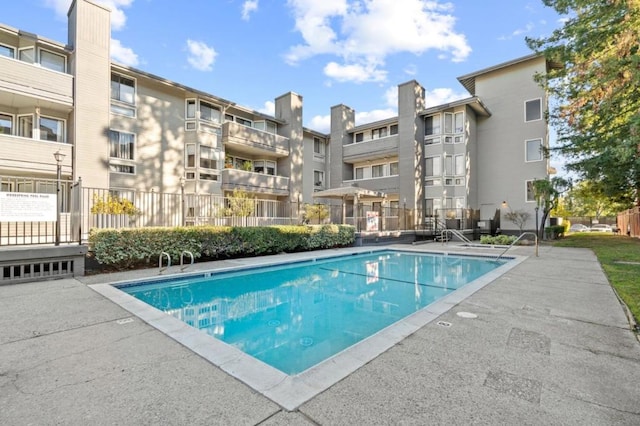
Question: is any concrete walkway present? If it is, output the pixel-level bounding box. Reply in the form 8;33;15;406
1;244;639;425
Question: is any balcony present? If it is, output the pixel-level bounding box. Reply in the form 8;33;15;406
0;56;73;108
343;135;398;164
221;168;290;196
0;134;72;175
222;121;289;157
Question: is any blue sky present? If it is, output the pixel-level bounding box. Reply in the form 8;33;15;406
2;0;564;134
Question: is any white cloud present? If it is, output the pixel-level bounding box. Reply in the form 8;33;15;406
324;62;387;83
309;114;332;133
383;86;397;108
355;108;396;126
257;100;275;115
403;64;418;76
110;38;139;66
423;87;468;108
285;0;471;83
44;0;133;31
186;39;217;71
241;0;259;20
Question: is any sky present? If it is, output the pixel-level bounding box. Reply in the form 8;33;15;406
1;0;565;134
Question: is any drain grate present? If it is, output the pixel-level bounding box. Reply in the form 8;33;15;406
437;321;452;327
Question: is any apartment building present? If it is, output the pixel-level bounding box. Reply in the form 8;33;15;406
0;0;552;236
328;55;552;233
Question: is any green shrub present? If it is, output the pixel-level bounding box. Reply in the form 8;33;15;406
89;224;356;270
480;234;517;245
545;225;566;240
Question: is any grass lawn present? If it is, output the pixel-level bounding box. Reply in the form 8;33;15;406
553;233;640;328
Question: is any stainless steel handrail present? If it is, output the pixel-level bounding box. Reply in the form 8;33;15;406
496;232;538;259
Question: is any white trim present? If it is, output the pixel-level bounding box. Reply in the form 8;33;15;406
0;43;16;58
38;47;67;73
111;72;137;106
0;111;15;135
109;128;136;161
185;98;197;119
17;46;35;64
524;98;542;122
525;138;543;162
525;180;536;202
38;114;66;143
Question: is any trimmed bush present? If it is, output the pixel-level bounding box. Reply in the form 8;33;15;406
88;224;355;270
480;234;517;245
545;225;566;239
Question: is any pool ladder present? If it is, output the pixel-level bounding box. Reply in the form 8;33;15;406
158;250;195;274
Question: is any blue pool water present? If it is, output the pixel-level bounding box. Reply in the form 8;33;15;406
120;250;507;374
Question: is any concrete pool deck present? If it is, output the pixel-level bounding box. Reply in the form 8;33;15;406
1;243;639;424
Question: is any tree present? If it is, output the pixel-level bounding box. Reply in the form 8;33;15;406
564;179;628;220
503;210;531;234
526;0;640;206
223;189;254;225
532;177;570;239
302;203;329;224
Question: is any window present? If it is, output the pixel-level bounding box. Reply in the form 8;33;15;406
372;127;388;139
389;162;399;176
525;99;542;122
235;117;252;127
39;116;64;142
0;44;15;58
390;124;398;135
254;160;275;175
185;121;197;131
425;136;440;145
19;47;34;63
110;104;135;117
444;113;453;134
109;130;135;160
111;74;135;104
200;145;217;169
454;135;463;144
355;167;364;180
200;101;221;123
372;164;384;178
355;132;364;143
186;99;196;119
444;156;453;175
314;170;324;186
186;144;195;168
526;180;536;202
425;156;441;177
109;164;135;174
526;138;543;162
0;113;12;135
18;115;33;138
454;112;464;134
425;114;441;136
199;173;218;181
455;154;465;175
425;198;442;216
313;137;325;155
39;49;65;73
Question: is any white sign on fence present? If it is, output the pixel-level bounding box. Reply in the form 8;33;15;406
0;192;57;222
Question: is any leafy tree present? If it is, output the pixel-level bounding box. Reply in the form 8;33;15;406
526;0;640;206
303;203;329;224
564;180;628;219
503;210;531;234
91;194;140;216
223;189;254;218
532;177;571;239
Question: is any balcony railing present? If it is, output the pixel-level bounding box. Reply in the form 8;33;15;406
221;168;290;195
0;56;73;106
0;135;72;175
222;121;289;157
343;135;398;163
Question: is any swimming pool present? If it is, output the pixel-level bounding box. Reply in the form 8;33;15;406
118;250;506;374
92;247;523;410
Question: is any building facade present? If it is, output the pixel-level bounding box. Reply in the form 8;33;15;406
0;0;552;236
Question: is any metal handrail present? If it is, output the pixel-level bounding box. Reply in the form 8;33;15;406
180;250;194;271
159;251;171;274
496;232;538;260
440;229;472;245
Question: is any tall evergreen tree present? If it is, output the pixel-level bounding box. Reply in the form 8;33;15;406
526;0;640;206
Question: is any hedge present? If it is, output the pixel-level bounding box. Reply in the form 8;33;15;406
88;224;355;270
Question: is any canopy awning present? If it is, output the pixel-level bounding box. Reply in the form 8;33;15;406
312;186;387;200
